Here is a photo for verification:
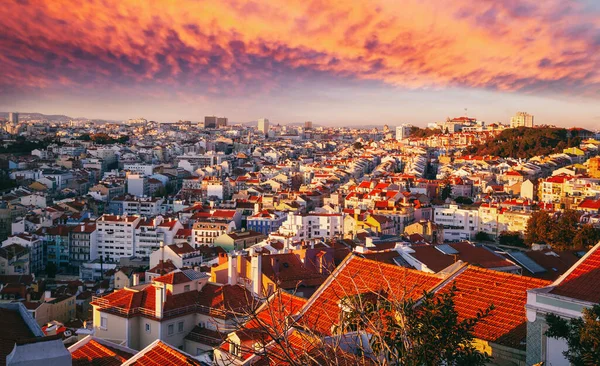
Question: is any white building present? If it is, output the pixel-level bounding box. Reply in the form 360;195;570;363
396;124;412;141
510;112;534;128
274;212;343;242
257;118;269;137
135;216;182;257
96;214;142;263
127;174;149;197
433;204;479;241
124;163;155;176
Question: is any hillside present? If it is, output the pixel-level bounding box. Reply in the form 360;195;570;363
464;127;581;159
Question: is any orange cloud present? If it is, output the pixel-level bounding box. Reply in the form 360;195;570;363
1;0;600;97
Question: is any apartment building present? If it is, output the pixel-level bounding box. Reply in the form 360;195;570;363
108;195;164;217
91;269;252;352
135;216;182;257
2;233;44;273
275;212;343;242
246;210;286;235
433;204;479;241
96;215;142;263
69;222;98;267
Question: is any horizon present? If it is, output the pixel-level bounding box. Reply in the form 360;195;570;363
2;1;600;128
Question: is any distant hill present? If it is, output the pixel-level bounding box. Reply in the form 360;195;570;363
464;127;582;159
0;112;73;121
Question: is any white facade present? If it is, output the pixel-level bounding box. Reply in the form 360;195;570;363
434;205;479;241
96;215;142;263
510;112;534;128
276;212;343;242
124;163;155;176
396;124;412;141
257;118;269;136
127;174;148;197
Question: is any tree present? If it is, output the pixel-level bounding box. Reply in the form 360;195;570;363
499;231;526;247
349;286;493;365
353;142;363;150
573;225;600;249
45;262;57;278
475;231;491;242
546;304;600;366
525;211;553;245
551;210;581;249
220;284;492;366
440;182;452;200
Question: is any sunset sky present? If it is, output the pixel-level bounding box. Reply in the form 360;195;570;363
2;0;600;127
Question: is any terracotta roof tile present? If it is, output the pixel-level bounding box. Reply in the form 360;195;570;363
296;256;443;335
439;267;550;349
126;341;202;366
71;339;134;366
550;244;600;303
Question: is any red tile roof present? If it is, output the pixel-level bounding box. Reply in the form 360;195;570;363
439;267;550;349
296;256;443;335
550;244;600;303
126;341;202;366
71;339;134;366
152;271;191;285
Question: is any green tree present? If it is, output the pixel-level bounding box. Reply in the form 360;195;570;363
546;304;600;366
45;262;57;278
525;211;553;245
440;183;452;200
353;141;363;150
340;286;493;365
475;231;491;242
499;231;526;247
573;224;600;249
551;210;581;249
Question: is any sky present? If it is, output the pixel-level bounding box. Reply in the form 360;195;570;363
1;0;600;128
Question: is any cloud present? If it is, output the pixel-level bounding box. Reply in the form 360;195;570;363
1;0;600;100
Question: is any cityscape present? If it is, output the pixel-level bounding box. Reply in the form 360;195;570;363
1;1;600;366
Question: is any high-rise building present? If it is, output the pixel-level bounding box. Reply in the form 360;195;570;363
396;124;413;141
510;112;534;128
258;118;269;136
304;121;313;130
204;116;218;128
217;117;228;128
8;112;18;124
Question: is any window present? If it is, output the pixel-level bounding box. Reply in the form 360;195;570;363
184;285;190;292
168;324;174;335
178;321;184;333
100;316;107;329
196;348;203;356
145;323;151;333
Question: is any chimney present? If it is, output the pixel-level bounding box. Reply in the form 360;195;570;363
218;252;227;265
155;284;165;319
44;290;52;301
227;253;238;286
132;273;139;286
251;253;262;297
365;237;375;248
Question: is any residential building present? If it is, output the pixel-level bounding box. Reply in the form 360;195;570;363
526;242;600;365
510;112;534;128
257;118;269;137
0;302;71;366
96;215;142;263
2;233;44;273
213;230;267;252
69;222;98;267
91;269;251;352
433;204;479;241
127;174;149;197
246;210;286;235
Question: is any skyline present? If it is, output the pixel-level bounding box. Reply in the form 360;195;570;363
2;1;600;127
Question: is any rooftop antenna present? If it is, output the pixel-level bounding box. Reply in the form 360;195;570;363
464;108;468;117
